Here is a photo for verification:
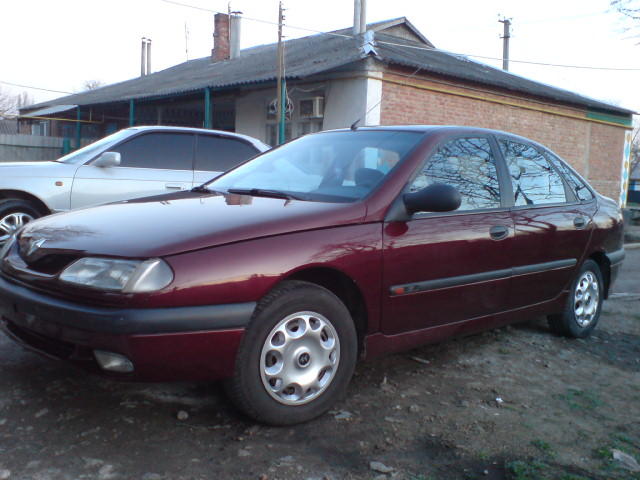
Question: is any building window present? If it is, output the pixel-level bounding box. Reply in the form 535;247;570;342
31;120;49;136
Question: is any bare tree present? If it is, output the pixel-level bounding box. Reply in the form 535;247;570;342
0;87;31;118
611;0;640;37
82;79;104;91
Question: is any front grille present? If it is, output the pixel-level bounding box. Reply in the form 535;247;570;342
23;254;79;275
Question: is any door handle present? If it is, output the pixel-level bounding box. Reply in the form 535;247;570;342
489;225;509;240
165;183;186;190
573;216;587;229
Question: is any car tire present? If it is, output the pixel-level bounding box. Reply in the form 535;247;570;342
0;199;44;245
547;259;604;338
225;280;358;425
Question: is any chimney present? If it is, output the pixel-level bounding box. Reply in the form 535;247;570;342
230;14;241;59
353;0;366;35
141;37;147;76
212;13;230;62
146;38;152;74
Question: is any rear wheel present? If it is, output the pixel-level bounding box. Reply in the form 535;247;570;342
0;199;43;245
548;259;603;338
226;281;357;425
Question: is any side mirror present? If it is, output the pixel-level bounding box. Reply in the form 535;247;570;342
92;151;121;168
403;183;461;214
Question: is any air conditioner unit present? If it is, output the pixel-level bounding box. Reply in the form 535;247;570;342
299;97;324;119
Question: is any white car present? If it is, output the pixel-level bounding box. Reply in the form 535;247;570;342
0;126;269;244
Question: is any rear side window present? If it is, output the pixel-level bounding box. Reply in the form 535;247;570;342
544;152;594;202
195;135;259;172
409;137;501;211
499;139;566;206
110;133;194;170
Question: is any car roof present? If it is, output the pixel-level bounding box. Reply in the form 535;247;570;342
125;126;270;151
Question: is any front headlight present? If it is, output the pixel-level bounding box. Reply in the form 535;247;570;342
59;257;173;293
0;235;16;259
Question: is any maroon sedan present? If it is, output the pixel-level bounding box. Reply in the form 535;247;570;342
0;126;625;425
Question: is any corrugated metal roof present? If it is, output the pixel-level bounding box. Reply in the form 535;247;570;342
373;33;634;115
24;19;633;116
22;104;77;117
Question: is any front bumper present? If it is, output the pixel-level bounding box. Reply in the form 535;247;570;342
0;274;255;381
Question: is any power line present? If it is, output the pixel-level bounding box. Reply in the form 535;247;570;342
377;40;640;71
0;80;73;94
158;0;640;72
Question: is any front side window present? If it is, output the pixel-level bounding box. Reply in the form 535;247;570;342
195;136;259;172
544;152;594;202
110;133;194;170
499;139;566;206
409;137;501;211
210;130;424;202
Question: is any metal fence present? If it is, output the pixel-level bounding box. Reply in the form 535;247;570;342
0;134;92;162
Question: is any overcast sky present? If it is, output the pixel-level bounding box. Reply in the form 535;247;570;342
1;0;639;115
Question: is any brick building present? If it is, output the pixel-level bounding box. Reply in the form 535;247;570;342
21;17;634;203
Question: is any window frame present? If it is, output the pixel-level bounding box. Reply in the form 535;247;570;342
401;133;512;219
540;148;596;204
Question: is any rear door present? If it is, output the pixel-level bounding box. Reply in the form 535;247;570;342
70;132;195;208
382;135;514;335
496;136;594;309
192;134;262;186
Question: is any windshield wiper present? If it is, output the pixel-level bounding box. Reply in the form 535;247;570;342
227;188;303;200
191;184;212;193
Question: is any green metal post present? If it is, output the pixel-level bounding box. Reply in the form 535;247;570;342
278;80;286;144
129;99;135;126
75;107;82;150
204;87;212;129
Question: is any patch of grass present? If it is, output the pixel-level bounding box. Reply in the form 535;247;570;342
477;451;490;461
506;460;549;480
558;475;589;480
498;347;511;355
558;388;603;410
593;446;612;460
531;439;555;458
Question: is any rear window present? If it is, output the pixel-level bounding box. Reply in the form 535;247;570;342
195;135;259;172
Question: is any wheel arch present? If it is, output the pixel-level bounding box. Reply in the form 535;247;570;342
0;190;51;216
284;266;368;357
587;251;610;299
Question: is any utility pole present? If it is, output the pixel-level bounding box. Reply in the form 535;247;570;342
499;17;511;71
276;1;286;145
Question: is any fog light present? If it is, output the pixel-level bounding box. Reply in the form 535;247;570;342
94;350;134;373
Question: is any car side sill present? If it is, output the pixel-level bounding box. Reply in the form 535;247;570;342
390;259;576;296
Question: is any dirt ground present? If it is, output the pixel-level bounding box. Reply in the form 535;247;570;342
0;249;638;480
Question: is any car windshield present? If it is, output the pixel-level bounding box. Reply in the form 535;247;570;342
208;130;424;202
55;129;135;164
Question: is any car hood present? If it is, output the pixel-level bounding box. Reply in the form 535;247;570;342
19;191;368;257
0;161;76;177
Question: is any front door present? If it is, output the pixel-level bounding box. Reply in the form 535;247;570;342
71;132;195;209
382;136;513;335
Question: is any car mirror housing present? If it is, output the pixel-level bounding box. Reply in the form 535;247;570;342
92;151;121;168
403;183;461;214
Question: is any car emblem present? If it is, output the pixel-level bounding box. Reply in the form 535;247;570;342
27;238;46;256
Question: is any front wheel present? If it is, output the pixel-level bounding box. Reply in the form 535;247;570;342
0;199;43;245
548;259;604;338
226;281;358;425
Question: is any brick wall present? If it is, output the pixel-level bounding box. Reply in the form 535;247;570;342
380;70;626;201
